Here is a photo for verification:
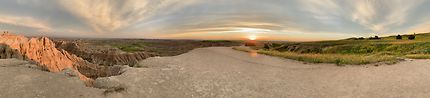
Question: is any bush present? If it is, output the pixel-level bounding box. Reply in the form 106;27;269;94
396;35;402;39
409;35;416;40
369;36;381;40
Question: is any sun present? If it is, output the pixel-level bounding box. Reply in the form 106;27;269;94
248;35;257;40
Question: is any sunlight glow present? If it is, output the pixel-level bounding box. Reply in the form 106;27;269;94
248;35;257;40
236;28;271;33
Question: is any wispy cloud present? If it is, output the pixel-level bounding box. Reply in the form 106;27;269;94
409;18;430;33
58;0;197;33
0;0;429;41
0;15;51;32
353;0;424;32
302;0;425;33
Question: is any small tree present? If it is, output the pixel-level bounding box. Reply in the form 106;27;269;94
396;34;402;39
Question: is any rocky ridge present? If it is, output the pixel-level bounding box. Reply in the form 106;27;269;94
0;33;121;85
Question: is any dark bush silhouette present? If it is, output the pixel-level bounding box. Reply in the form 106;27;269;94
358;37;365;40
263;43;270;49
396;35;402;39
408;35;415;40
369;36;381;40
348;37;358;40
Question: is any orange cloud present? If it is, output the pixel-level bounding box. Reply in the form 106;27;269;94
0;15;51;32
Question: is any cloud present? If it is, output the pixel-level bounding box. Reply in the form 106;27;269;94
125;0;430;40
353;0;424;32
58;0;197;33
16;0;41;5
1;0;430;41
0;15;51;32
301;0;424;33
302;0;342;18
408;20;430;33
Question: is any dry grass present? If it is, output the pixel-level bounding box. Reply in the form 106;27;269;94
233;47;399;65
405;54;430;59
243;33;430;65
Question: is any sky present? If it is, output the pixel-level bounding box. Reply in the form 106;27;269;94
0;0;430;41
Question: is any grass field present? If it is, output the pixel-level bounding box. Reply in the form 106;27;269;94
234;33;430;65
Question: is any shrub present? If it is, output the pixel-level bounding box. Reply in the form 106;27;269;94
369;36;381;40
409;35;416;40
396;35;402;39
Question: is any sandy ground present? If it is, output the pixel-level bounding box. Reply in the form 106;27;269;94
2;47;430;97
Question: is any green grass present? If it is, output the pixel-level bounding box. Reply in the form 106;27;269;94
405;54;430;59
233;47;398;65
201;40;234;43
111;43;147;52
109;40;241;53
322;42;430;55
235;33;430;65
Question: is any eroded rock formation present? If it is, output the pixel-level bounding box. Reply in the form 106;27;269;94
0;44;23;59
55;41;153;66
0;33;89;81
0;33;121;85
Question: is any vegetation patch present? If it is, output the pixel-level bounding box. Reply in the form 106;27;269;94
234;33;430;65
111;43;147;52
405;54;430;59
233;47;398;65
201;40;233;43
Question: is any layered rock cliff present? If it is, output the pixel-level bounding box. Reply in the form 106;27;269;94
55;41;153;66
0;33;121;85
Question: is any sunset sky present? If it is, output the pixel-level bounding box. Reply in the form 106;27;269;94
0;0;430;41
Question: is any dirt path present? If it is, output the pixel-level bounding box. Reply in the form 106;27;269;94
2;47;430;97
